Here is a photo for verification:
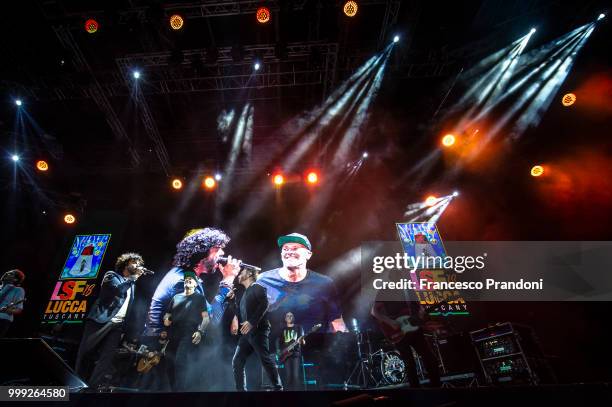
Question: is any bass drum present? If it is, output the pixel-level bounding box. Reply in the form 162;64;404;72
372;350;406;385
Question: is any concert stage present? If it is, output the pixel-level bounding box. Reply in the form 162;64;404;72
50;384;612;407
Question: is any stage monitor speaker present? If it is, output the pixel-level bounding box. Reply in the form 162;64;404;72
0;338;87;391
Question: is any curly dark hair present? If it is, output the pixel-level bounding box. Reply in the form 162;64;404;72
115;253;144;273
173;227;230;269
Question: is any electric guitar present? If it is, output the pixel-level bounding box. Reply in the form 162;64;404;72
120;341;167;374
278;323;322;363
0;298;25;314
377;298;459;344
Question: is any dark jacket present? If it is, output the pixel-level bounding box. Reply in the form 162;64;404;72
87;271;135;324
239;283;270;331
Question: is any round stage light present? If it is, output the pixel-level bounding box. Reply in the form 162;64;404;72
203;176;216;190
254;62;261;71
425;196;437;207
132;70;141;79
561;93;576;106
84;19;99;34
171;178;183;190
11;154;20;162
598;13;605;21
214;173;222;181
169;14;184;30
343;1;358;17
530;28;536;34
453;191;459;197
64;214;76;224
36;160;49;172
531;165;544;177
15;99;22;106
256;7;271;23
393;35;400;43
442;134;456;147
306;171;319;184
362;152;369;158
273;174;284;186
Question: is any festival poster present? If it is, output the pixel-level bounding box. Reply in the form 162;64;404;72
41;234;111;324
60;234;111;280
396;223;469;316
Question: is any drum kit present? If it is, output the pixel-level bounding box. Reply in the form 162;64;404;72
343;330;409;388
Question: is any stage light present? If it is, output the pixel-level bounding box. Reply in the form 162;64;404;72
36;160;49;172
531;165;544;177
343;1;358;17
441;134;456;147
561;93;576;106
530;28;536;34
256;7;271;23
132;70;141;79
171;178;183;190
15;99;22;106
169;14;184;30
393;35;400;43
453;191;459;197
11;155;19;162
203;176;216;190
254;62;261;71
273;174;284;186
598;13;605;21
362;152;368;158
214;173;222;181
84;19;99;34
64;214;76;224
306;171;319;184
425;195;437;207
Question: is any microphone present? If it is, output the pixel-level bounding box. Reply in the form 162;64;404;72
137;267;155;275
217;256;261;272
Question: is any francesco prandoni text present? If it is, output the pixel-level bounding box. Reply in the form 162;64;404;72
373;278;544;291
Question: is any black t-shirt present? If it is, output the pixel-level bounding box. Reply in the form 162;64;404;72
277;325;305;354
168;292;207;332
256;268;342;332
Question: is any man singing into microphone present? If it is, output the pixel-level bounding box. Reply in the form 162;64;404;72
75;253;146;388
145;228;241;337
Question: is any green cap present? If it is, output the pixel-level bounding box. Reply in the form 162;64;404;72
277;233;312;251
183;271;198;281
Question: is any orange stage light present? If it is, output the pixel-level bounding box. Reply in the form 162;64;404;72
64;214;76;224
273;174;284;186
343;1;358;17
171;178;183;190
169;14;184;30
84;19;99;34
36;160;49;172
561;93;576;106
203;176;216;189
256;7;271;23
425;196;437;207
442;134;456;147
306;171;319;184
531;165;544;177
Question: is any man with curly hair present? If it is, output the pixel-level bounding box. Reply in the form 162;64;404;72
75;252;146;388
145;228;241;337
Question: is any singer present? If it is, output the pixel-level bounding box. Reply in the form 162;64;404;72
74;252;146;389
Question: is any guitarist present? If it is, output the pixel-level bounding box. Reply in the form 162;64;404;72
0;269;26;337
276;312;305;390
371;292;441;388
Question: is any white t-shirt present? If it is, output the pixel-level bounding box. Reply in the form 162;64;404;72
111;285;132;323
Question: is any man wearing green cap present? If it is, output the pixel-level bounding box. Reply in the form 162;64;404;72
163;271;209;391
256;233;347;333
